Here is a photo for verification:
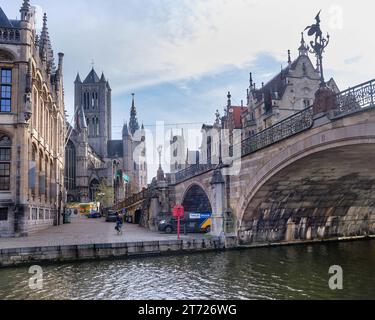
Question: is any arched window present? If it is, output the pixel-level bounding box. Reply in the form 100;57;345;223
39;151;44;196
29;145;37;195
95;117;100;136
0;134;11;190
65;141;76;191
89;179;100;201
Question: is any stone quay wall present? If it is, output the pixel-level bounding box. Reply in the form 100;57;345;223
0;237;234;268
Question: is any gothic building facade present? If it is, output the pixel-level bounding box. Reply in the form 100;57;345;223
0;1;66;237
65;70;147;205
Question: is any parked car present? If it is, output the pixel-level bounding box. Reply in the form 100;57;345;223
105;211;118;222
88;211;101;219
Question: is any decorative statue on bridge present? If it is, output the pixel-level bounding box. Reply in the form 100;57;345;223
305;10;330;88
305;11;337;115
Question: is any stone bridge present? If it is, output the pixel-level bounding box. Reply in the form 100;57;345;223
121;79;375;246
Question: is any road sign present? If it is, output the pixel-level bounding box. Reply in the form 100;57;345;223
173;205;185;240
173;205;184;219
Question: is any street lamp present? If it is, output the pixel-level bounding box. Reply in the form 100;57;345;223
304;10;330;87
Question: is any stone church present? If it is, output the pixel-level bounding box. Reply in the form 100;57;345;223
65;68;148;205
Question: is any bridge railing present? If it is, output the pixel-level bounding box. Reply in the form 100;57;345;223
115;187;155;210
175;164;216;184
232;106;314;158
332;79;375;118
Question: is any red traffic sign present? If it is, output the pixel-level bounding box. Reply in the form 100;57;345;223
173;205;185;219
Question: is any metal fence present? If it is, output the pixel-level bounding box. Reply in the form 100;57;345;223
236;106;314;157
333;79;375;118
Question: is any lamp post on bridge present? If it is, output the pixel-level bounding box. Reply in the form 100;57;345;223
304;11;337;115
304;10;330;88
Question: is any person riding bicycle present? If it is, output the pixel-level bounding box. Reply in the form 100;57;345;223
115;213;124;233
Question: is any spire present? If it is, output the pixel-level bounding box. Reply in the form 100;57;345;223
298;32;309;56
227;91;232;108
75;72;82;83
20;0;31;21
122;122;130;137
287;50;292;65
129;93;139;135
100;72;106;82
39;13;55;69
249;72;253;89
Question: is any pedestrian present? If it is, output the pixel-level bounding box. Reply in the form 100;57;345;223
115;212;124;235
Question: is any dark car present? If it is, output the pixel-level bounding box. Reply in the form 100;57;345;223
105;211;118;222
88;211;101;219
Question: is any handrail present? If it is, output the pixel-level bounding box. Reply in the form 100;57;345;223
233;106;314;157
332;79;375;117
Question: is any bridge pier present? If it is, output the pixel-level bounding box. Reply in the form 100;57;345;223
210;169;225;237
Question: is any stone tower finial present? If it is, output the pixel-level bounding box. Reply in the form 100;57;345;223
298;32;309;56
39;13;54;68
75;72;82;83
20;0;31;21
249;72;253;89
288;50;292;65
129;93;139;136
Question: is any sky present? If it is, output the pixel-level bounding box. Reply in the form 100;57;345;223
3;0;375;180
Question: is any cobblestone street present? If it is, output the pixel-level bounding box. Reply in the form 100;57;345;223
0;216;206;250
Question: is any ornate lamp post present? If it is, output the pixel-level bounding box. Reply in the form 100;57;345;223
304;10;330;87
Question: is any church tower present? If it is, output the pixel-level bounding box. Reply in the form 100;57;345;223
74;68;112;157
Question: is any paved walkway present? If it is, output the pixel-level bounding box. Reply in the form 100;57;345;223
0;217;207;250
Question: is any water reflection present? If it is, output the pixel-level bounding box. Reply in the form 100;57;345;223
0;241;374;300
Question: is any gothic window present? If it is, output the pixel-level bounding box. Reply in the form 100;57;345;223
89;179;100;201
39;151;45;196
0;69;12;112
33;90;38;129
65;141;76;191
30;145;37;195
0;135;11;191
96;117;100;136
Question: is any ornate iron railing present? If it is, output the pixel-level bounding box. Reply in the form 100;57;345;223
332;79;375;118
115;187;155;210
0;28;21;43
235;106;314;157
175;164;216;184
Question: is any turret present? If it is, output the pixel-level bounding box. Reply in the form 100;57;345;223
20;0;31;21
298;32;309;56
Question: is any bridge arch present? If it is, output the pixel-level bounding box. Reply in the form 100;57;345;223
238;121;375;244
182;183;213;214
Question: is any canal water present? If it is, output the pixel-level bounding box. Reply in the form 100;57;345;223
0;241;374;300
